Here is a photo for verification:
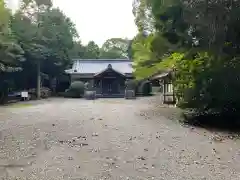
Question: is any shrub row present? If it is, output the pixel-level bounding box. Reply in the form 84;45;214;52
28;87;51;99
63;81;85;98
62;79;153;99
125;79;152;96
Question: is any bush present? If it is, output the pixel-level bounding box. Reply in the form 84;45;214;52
84;80;95;91
125;79;138;91
125;80;152;96
137;81;152;96
67;81;85;98
171;52;240;128
28;87;51;99
182;109;240;130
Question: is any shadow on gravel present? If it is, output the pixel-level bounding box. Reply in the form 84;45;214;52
182;111;240;135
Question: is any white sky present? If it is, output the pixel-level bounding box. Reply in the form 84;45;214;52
6;0;138;46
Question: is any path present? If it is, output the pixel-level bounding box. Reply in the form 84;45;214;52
0;97;239;180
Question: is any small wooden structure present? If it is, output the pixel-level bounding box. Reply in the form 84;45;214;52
150;70;176;105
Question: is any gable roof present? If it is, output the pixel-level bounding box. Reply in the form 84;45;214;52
94;64;125;77
65;59;133;75
150;69;173;80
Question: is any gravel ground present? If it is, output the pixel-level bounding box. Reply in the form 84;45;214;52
0;97;240;180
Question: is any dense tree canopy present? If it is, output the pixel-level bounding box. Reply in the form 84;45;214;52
0;0;24;72
100;38;130;59
84;41;100;59
9;0;79;98
131;0;240;119
69;38;131;59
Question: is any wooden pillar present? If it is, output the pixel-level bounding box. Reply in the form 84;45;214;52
101;78;103;94
163;79;166;104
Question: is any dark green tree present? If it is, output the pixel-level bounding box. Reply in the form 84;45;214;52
100;38;130;59
84;41;100;59
11;0;78;98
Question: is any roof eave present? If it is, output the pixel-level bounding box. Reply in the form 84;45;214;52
94;67;126;77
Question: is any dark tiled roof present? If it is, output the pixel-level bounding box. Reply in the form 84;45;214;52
65;59;133;74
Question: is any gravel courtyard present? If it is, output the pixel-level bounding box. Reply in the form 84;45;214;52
0;97;240;180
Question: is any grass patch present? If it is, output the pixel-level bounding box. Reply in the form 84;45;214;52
7;103;34;108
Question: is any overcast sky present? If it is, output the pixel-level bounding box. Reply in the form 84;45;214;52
6;0;138;46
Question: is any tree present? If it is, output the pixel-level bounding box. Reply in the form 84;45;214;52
84;41;100;59
0;0;25;103
11;0;53;98
37;7;78;80
69;39;132;60
132;0;240;122
100;38;130;59
0;0;24;72
11;0;78;98
69;41;86;59
131;0;184;79
132;0;155;34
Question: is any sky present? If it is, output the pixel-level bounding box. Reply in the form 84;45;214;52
6;0;138;46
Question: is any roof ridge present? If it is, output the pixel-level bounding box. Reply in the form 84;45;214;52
65;59;133;74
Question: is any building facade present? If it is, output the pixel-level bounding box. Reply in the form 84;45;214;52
65;59;134;97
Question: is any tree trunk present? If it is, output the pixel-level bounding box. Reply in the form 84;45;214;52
50;77;57;95
36;60;41;99
0;92;5;104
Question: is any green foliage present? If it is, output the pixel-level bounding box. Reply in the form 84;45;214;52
69;41;100;59
0;0;132;103
0;0;24;72
137;81;152;96
158;51;240;119
11;6;77;66
69;38;131;59
10;0;78;99
100;38;130;59
0;0;25;103
132;0;191;80
132;0;154;33
84;41;100;59
69;41;86;58
125;79;138;91
125;79;152;96
175;53;240;114
67;81;85;98
132;0;240;126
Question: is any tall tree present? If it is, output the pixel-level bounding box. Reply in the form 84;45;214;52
132;0;155;34
100;38;130;59
132;0;240;117
11;0;78;98
84;41;100;59
69;41;86;59
36;7;78;78
13;0;53;98
0;0;24;72
0;0;24;103
131;0;191;78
